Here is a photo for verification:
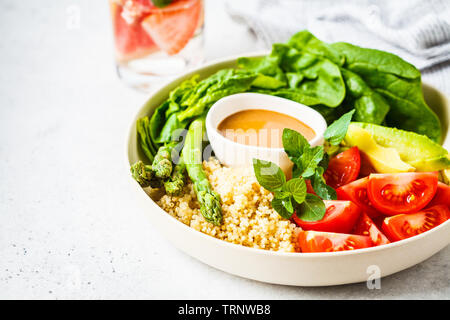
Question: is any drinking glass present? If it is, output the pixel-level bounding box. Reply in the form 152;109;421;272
109;0;205;91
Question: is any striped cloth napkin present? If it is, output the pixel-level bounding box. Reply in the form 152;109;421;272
225;0;450;94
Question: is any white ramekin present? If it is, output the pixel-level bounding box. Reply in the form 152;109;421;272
205;92;327;175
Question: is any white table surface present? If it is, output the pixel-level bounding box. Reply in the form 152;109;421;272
0;0;448;299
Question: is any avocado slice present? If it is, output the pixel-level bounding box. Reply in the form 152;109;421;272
409;156;450;172
440;169;450;184
349;122;450;171
345;125;415;173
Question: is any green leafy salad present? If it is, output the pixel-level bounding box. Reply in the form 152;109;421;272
130;30;447;227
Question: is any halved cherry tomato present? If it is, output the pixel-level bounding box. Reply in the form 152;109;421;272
292;200;361;233
336;177;381;218
371;215;386;231
352;212;390;246
358;151;377;178
427;182;450;208
298;231;373;253
324;147;361;189
367;172;438;215
382;205;450;242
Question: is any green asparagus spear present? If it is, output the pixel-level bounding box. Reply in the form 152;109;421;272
152;143;177;179
130;161;162;188
182;117;223;225
164;163;186;196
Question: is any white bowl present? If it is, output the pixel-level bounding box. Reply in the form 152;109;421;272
126;53;450;286
205;93;327;175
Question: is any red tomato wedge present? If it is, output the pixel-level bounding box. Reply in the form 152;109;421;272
110;1;157;61
358;151;377;178
336;177;382;218
382;205;450;242
142;0;202;55
324;147;361;189
352;213;390;246
298;231;372;253
292;200;361;233
367;172;438;216
427;182;450;208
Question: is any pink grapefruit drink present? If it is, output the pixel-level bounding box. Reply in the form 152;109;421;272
109;0;204;90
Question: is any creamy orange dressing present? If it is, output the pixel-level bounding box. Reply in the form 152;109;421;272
218;109;316;148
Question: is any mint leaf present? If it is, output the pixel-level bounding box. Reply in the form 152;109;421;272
297;194;326;221
324;109;355;145
284;177;307;204
291;162;303;179
298;146;324;178
271;198;293;219
253;159;286;192
282;197;294;214
282;128;309;158
274;190;291;199
311;169;337;200
318;152;329;171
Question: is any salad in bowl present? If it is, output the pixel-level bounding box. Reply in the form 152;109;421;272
128;30;450;259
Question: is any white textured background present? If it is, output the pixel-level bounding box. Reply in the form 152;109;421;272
0;0;448;299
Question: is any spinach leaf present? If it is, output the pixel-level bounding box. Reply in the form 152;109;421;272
288;30;344;66
331;42;420;79
254;88;327;107
240;40;346;108
332;42;441;142
235;31;441;142
367;72;441;142
340;69;390;124
297;57;346;108
237;44;288;84
280;48;346;107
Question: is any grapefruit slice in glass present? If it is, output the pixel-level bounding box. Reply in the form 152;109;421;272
110;1;158;61
141;0;202;55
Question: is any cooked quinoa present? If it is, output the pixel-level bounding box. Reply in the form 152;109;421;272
156;158;301;252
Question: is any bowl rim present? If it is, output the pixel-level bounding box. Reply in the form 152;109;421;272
205;92;327;152
126;52;450;259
